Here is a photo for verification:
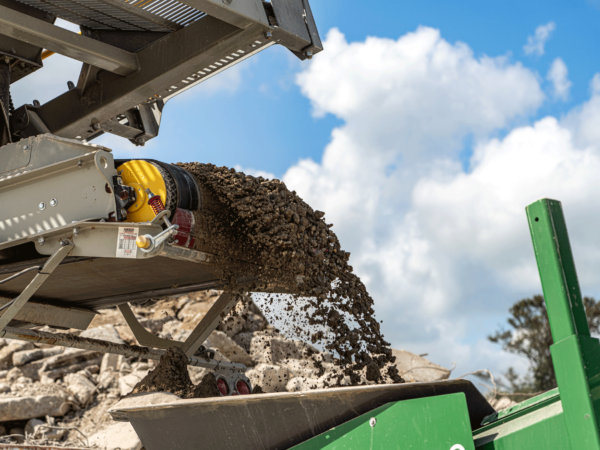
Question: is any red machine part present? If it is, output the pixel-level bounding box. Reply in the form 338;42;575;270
217;378;229;396
171;208;196;248
236;380;251;395
146;189;166;215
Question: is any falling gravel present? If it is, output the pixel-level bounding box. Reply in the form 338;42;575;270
177;163;403;386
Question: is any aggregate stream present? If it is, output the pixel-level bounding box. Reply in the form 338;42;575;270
177;163;403;385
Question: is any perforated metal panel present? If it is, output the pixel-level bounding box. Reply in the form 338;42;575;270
16;0;205;32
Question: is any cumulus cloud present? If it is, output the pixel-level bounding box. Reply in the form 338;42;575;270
234;165;276;180
547;58;572;101
524;22;556;56
285;27;600;381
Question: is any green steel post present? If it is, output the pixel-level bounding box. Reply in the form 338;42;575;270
527;198;600;449
526;198;589;341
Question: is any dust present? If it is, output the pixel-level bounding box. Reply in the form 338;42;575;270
176;163;403;385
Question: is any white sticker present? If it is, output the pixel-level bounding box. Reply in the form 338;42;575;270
450;445;465;450
116;227;139;258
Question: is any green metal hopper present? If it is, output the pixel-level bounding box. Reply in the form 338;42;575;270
112;198;600;449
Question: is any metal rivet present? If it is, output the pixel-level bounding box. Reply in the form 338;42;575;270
305;51;313;59
121;208;128;217
38;237;45;246
50;198;58;207
38;202;46;210
23;145;29;152
222;0;232;4
264;31;272;39
77;160;83;167
60;240;69;246
369;418;376;427
73;227;80;236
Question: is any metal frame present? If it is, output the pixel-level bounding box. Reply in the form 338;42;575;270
0;5;140;76
0;0;322;145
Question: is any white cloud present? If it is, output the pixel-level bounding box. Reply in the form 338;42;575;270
285;27;600;381
233;165;276;180
547;58;572;101
524;22;556;56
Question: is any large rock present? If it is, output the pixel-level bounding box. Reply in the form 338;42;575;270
119;370;149;397
89;422;142;450
205;331;254;366
13;347;64;366
0;341;34;370
64;372;97;405
391;349;451;383
80;324;125;344
246;364;291;393
0;383;71;421
25;417;66;440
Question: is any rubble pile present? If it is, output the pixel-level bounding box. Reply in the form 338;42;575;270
0;291;450;448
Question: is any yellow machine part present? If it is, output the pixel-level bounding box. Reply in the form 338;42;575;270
117;160;167;223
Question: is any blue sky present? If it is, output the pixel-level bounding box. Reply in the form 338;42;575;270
13;0;600;386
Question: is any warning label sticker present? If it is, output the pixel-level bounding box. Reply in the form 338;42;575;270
116;227;139;258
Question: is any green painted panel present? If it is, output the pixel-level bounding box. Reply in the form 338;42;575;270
292;393;474;450
480;388;560;427
474;401;570;450
552;335;600;449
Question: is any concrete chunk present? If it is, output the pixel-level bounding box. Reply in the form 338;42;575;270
89;422;142;450
64;373;96;405
246;364;291;393
391;349;451;383
0;392;70;421
13;346;63;366
0;341;34;370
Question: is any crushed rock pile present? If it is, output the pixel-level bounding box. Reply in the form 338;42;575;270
179;163;401;384
0;291;450;448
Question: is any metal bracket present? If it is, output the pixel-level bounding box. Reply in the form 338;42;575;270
180;291;239;357
0;240;73;332
118;302;184;350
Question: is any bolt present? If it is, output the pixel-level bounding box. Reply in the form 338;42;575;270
121;208;128;217
369;418;376;427
50;198;58;207
222;0;232;4
10;48;15;54
305;51;313;59
67;81;75;90
60;240;70;246
73;227;80;236
92;123;101;131
264;31;272;40
23;145;29;152
38;237;45;246
136;137;145;146
33;100;40;107
38;202;46;211
77;160;83;167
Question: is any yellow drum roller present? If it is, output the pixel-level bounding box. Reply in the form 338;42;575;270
116;159;201;223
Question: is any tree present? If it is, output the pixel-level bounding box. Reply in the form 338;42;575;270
489;295;600;393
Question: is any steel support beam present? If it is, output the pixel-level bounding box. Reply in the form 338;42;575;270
0;5;140;76
180;291;239;357
36;16;256;140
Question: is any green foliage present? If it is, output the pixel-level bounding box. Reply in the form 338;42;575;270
489;295;600;393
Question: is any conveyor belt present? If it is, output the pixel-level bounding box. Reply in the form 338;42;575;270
16;0;205;32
